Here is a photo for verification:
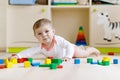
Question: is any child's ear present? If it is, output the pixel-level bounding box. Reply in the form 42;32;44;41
34;33;37;38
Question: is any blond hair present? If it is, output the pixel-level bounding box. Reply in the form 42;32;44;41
33;18;52;34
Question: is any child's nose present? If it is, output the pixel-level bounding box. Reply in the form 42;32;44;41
42;32;47;36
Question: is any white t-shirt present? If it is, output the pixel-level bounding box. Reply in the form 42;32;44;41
17;35;75;58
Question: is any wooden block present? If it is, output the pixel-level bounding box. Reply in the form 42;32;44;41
108;52;114;55
57;65;63;69
45;59;51;64
24;61;31;68
0;64;6;69
6;62;13;68
10;58;17;64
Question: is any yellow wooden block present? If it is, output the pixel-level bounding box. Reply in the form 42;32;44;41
4;58;9;65
6;62;13;68
10;58;17;64
102;57;110;62
45;59;51;64
24;61;31;68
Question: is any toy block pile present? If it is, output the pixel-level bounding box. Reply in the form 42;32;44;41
87;57;119;66
39;58;63;69
0;56;63;70
73;57;119;66
0;57;34;69
0;54;119;69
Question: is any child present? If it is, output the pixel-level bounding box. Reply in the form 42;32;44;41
11;18;100;61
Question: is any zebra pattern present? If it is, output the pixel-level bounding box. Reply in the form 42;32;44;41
97;12;120;42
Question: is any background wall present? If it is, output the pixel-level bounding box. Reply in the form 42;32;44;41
0;0;7;51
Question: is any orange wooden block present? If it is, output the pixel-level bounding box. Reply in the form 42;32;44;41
57;65;63;69
0;64;6;69
108;52;114;55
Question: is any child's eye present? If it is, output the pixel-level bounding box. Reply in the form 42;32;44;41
45;30;49;33
38;33;42;35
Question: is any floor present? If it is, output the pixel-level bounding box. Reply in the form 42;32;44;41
0;53;120;80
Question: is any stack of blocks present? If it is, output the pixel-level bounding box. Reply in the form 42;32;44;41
87;57;119;66
101;57;110;66
0;56;63;69
0;57;35;69
39;58;63;69
75;26;87;46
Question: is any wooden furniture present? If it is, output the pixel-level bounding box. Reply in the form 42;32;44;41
0;0;120;53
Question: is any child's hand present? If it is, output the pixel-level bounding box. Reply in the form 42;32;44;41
8;54;19;59
86;47;100;56
62;57;71;62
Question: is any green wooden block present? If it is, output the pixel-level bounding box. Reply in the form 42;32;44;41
50;63;57;69
102;61;110;66
28;58;33;63
87;58;93;63
97;60;103;65
52;59;62;65
39;64;51;67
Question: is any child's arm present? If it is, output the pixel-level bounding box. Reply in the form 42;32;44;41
61;44;74;62
10;45;41;58
9;54;19;59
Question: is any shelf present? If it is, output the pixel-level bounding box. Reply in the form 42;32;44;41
0;0;120;53
50;5;90;8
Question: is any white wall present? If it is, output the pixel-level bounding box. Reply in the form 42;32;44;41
0;0;7;50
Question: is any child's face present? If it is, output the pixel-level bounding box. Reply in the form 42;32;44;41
34;24;55;45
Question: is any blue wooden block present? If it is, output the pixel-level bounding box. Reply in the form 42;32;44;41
113;59;118;64
9;0;36;5
0;59;4;64
31;62;40;67
74;58;80;64
90;61;98;64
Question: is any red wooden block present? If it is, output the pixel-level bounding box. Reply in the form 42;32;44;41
57;65;63;69
48;56;53;59
18;58;24;63
18;58;28;63
0;64;6;69
22;58;28;61
108;52;114;55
